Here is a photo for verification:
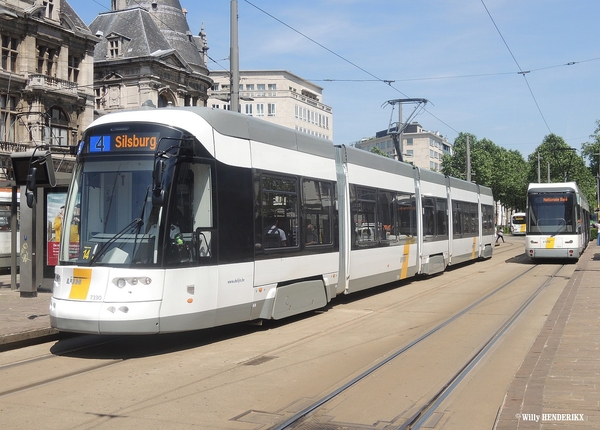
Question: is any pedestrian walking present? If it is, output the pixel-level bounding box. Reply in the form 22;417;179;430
495;227;505;243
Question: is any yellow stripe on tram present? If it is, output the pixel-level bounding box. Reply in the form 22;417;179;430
68;268;92;300
400;237;416;279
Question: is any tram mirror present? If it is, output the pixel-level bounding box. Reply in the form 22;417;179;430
152;158;166;206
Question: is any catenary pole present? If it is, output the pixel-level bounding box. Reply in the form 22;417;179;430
230;0;240;113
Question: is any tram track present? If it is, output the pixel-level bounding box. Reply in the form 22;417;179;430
270;263;566;430
0;241;536;428
0;243;526;400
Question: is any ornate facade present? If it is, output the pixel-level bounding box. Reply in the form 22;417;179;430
0;0;97;180
90;0;211;117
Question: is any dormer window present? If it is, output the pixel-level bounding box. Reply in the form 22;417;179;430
43;0;55;20
109;39;120;58
106;33;130;59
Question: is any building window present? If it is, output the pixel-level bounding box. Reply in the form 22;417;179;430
406;138;413;146
212;83;219;91
43;0;55;19
68;55;80;83
268;103;276;116
37;44;57;76
94;87;105;109
0;94;17;142
108;39;120;58
106;34;130;59
48;107;69;146
1;35;18;73
256;103;264;116
406;150;413;157
245;104;253;116
268;83;276;96
257;84;265;97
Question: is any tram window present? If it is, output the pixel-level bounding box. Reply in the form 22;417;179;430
396;193;416;238
378;191;393;243
436;198;448;236
482;204;494;235
351;186;377;249
166;161;202;264
470;203;479;235
260;175;298;249
463;202;471;234
423;197;436;236
452;201;462;236
302;179;333;246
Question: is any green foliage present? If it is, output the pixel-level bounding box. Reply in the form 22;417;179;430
582;120;600;177
441;129;598;212
369;146;390;158
441;133;527;211
591;228;598;242
526;134;596;206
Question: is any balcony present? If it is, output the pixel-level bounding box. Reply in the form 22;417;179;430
26;74;78;96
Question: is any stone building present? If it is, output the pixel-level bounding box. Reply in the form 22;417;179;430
208;70;333;141
0;0;97;180
89;0;211;117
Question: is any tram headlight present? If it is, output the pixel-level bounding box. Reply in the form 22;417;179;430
113;277;152;287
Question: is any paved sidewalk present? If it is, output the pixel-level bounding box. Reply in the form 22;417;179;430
0;274;57;348
495;241;600;429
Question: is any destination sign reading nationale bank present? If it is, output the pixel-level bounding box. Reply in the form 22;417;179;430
89;134;158;152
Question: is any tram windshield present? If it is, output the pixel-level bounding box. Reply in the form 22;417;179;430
527;192;575;235
511;214;526;225
59;157;159;266
58;122;214;268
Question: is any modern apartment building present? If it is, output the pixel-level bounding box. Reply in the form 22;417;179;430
208;70;333;141
352;123;452;171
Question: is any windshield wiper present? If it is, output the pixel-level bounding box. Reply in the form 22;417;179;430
88;218;143;266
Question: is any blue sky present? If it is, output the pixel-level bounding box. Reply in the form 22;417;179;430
71;0;600;160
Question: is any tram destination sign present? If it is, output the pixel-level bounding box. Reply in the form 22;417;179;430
89;133;158;153
542;197;568;203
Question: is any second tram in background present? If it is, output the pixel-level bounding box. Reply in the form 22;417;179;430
525;182;590;259
510;212;526;235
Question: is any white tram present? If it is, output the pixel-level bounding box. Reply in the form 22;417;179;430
510;212;526;235
525;182;590;259
49;107;495;334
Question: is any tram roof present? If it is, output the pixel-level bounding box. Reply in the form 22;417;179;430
527;182;580;193
91;106;337;160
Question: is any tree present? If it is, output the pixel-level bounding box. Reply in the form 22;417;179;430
441;133;528;211
369;146;390;158
527;134;596;206
581;120;600;177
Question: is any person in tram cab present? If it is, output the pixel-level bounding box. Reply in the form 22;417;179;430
305;221;318;245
